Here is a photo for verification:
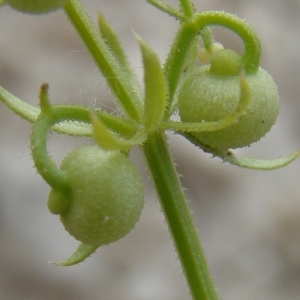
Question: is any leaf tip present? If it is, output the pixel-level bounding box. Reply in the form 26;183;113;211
50;243;99;267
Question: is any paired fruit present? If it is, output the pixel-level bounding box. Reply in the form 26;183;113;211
178;49;279;150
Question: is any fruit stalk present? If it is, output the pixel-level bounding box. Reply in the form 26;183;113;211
142;131;219;300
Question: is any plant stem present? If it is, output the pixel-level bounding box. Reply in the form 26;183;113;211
64;0;143;122
164;22;198;104
194;11;261;74
147;0;187;21
63;1;219;297
142;131;219;300
179;0;194;18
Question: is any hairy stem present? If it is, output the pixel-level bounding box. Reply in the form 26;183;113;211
147;0;187;21
164;22;199;104
64;0;143;122
194;11;261;74
164;11;261;113
179;0;194;19
142;131;219;300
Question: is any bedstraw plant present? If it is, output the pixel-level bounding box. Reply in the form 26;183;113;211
0;0;299;299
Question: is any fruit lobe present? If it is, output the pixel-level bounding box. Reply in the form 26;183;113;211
178;65;279;150
47;145;144;246
209;49;242;76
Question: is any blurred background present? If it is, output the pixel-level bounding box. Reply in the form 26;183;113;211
1;0;300;299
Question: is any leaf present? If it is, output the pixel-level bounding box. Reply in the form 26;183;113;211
65;2;143;122
91;111;145;150
221;150;300;170
164;74;251;132
182;132;300;171
136;35;167;131
147;0;187;21
98;12;129;68
98;13;142;100
51;243;98;266
0;85;93;135
0;85;40;122
0;85;138;137
96;111;138;138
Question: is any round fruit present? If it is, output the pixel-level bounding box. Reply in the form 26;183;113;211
3;0;69;14
47;145;144;246
178;50;279;150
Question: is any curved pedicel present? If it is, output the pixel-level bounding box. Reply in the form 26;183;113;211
31;84;144;265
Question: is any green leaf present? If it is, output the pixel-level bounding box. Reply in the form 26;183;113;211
64;1;143;122
221;150;300;170
91;111;145;150
51;243;98;266
98;13;128;65
182;132;300;171
0;85;40;122
0;84;138;137
147;0;187;21
98;13;142;100
0;85;94;136
96;112;138;138
136;35;167;131
163;75;251;132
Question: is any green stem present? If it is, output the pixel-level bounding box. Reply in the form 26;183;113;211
164;22;199;103
194;11;261;74
147;0;187;21
179;0;194;19
200;26;214;51
64;0;143;122
164;11;261;112
31;86;89;193
142;131;219;300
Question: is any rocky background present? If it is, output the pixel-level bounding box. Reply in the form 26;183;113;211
1;0;300;299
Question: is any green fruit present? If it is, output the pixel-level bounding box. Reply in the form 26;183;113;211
47;145;144;246
209;49;242;76
3;0;69;14
178;50;279;150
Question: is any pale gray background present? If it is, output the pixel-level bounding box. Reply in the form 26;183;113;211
1;0;300;299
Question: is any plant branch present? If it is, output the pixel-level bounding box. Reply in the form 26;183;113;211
64;0;143;122
147;0;187;21
142;131;219;300
194;11;261;74
179;0;194;19
164;22;199;105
